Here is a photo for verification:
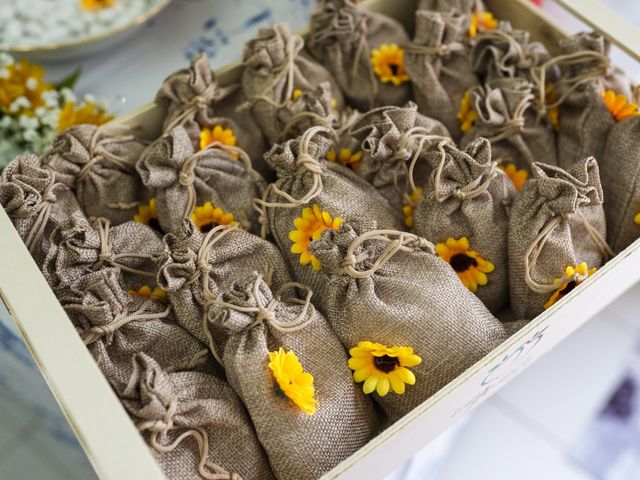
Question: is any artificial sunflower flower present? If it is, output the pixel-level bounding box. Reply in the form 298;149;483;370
57;101;114;133
268;348;317;415
435;237;495;293
133;198;161;231
289;204;343;271
602;90;640;122
128;285;168;303
191;201;237;232
635;211;640;225
500;163;528;191
544;263;597;309
469;11;498;37
200;124;238;152
348;341;422;396
371;43;409;86
544;82;560;131
402;187;423;230
326;148;363;171
291;88;303;101
0;58;53;114
81;0;116;10
458;91;478;133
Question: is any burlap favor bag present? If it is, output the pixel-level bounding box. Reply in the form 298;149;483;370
0;154;82;266
417;0;485;13
404;10;478;138
157;220;292;345
241;22;344;144
508;158;612;319
42;123;149;225
306;223;506;421
460;77;557;171
413;138;515;314
307;0;411;111
205;272;379;480
156;53;271;177
120;353;275;480
255;126;404;296
136;126;265;235
348;102;450;212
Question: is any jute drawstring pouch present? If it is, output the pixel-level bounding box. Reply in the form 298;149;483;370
460;77;557;171
403;10;478;139
120;353;275;480
348;102;450;212
508;158;612;319
417;0;486;13
306;223;507;422
241;22;344;144
157;220;292;346
136;126;265;235
413;138;515;314
43;212;162;292
59;267;209;386
42;123;149;225
155;53;271;178
307;0;411;111
255;126;404;296
0;154;82;266
205;272;379;480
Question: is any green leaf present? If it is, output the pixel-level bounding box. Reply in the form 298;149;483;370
54;68;82;90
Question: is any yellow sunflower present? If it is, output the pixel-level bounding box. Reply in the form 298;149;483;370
268;348;317;415
200;124;238;151
128;285;168;303
133;198;161;231
435;237;495;293
458;91;478;133
57;102;114;133
326;148;363;171
289;204;343;271
402;187;424;230
348;341;422;396
500;163;528;191
544;82;560;131
191;202;237;232
291;88;303;101
635;212;640;225
602;90;640;122
371;44;409;86
81;0;116;10
544;263;596;309
469;11;498;37
0;58;53;114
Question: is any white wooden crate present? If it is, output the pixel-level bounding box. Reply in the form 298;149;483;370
1;0;639;479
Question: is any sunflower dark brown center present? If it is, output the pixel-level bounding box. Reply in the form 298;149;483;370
450;253;478;272
374;355;400;373
389;63;400;76
559;280;578;297
199;221;215;233
148;217;162;233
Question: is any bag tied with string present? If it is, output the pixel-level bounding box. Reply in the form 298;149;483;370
348;102;450;214
59;267;210;387
413;137;515;314
460;77;557;171
156;220;292;346
307;223;507;422
155;53;271;178
0;153;82;267
403;9;478;139
417;0;486;14
136;126;265;235
205;272;379;480
307;0;411;111
256;126;404;297
241;22;344;144
42;123;149;225
508;158;611;319
119;352;275;480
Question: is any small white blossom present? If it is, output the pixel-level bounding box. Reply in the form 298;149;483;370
9;96;31;113
0;69;10;79
25;77;39;90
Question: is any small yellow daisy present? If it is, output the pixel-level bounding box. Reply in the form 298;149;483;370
436;237;495;293
268;348;317;415
371;44;409;86
191;201;237;232
289;204;343;271
326;148;363;171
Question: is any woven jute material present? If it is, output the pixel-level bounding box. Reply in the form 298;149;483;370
308;223;507;422
307;0;411;111
0;153;83;267
600;114;640;253
241;22;344;144
59;267;208;387
348;102;450;212
155;53;271;178
42;123;149;225
136;126;265;235
156;220;292;346
461;77;557;171
205;272;379;480
120;353;275;480
418;0;485;13
508;158;611;319
257;126;404;297
413;138;515;314
43;211;163;292
404;10;478;139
